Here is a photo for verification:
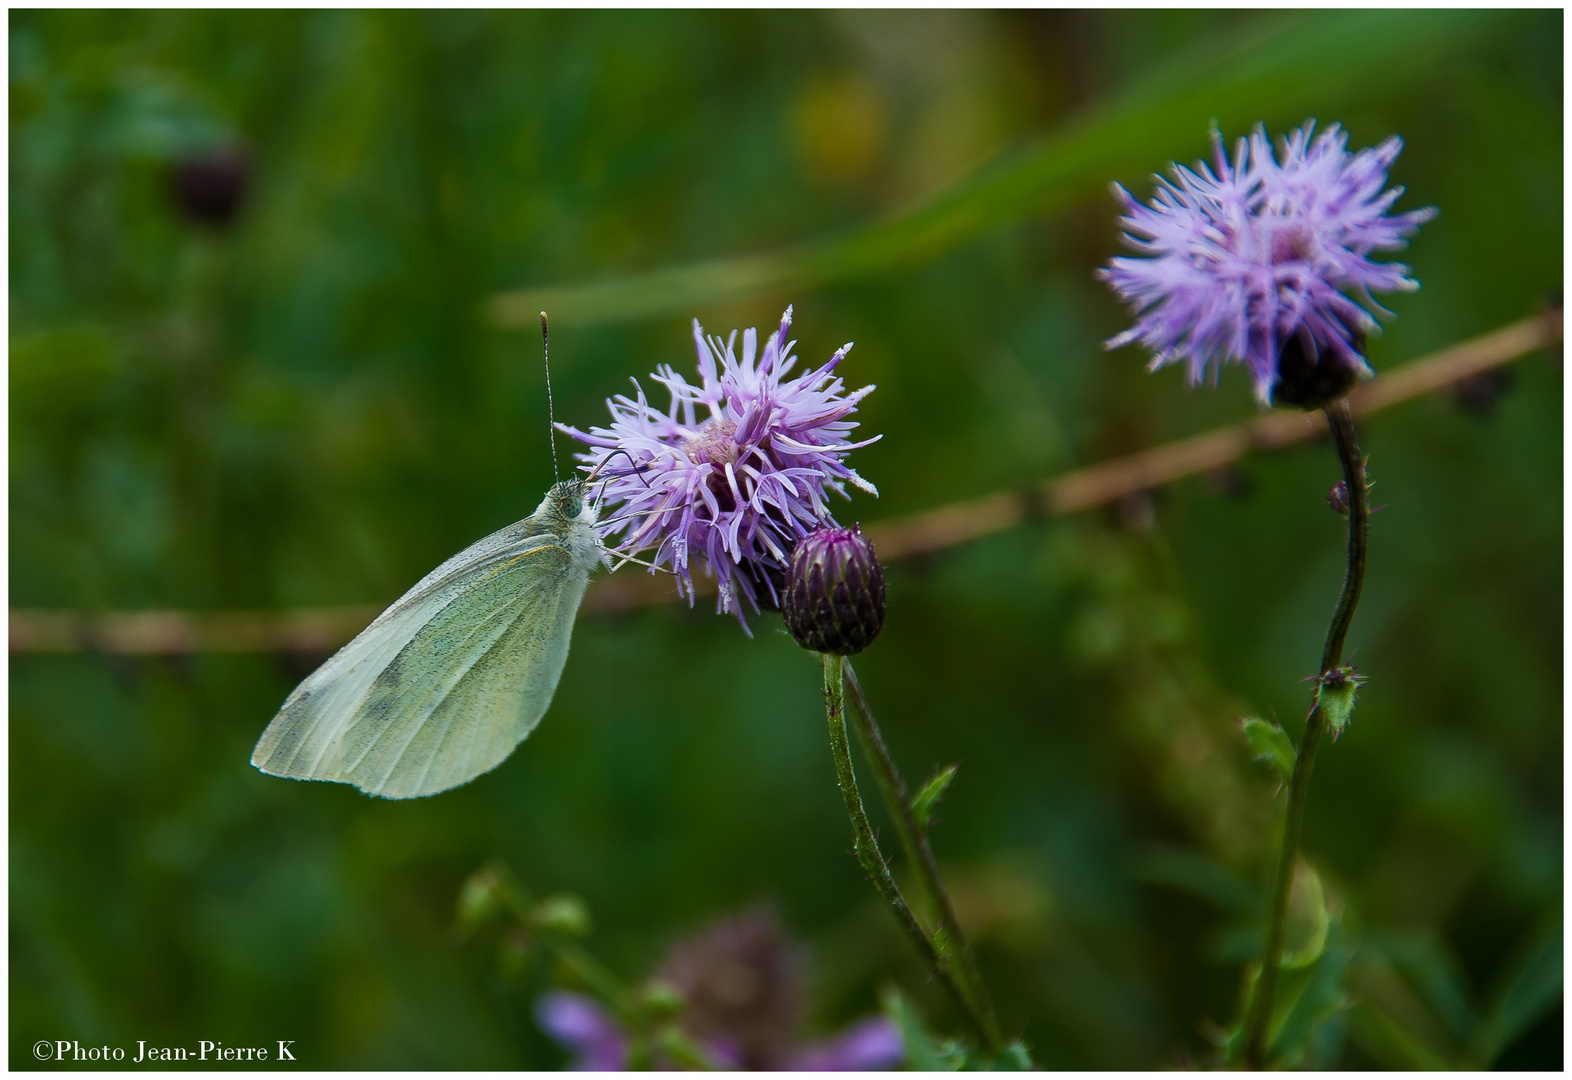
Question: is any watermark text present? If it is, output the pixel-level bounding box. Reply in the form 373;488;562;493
34;1039;296;1064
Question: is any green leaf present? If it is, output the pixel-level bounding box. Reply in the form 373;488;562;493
984;1041;1035;1071
911;764;959;829
1242;718;1296;785
881;985;966;1071
487;10;1510;328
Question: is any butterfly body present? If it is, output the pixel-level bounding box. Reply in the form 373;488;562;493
251;479;602;799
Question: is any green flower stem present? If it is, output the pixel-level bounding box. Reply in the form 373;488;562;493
820;653;987;1045
548;935;716;1069
843;659;1006;1056
547;940;637;1020
1244;398;1369;1068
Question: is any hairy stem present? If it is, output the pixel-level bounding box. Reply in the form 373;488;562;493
820;653;984;1045
1244;399;1369;1067
843;660;1005;1055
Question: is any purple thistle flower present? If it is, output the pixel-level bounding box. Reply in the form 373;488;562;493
560;306;879;624
1099;120;1436;406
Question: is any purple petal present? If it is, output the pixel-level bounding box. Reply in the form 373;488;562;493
535;992;629;1071
784;1017;905;1071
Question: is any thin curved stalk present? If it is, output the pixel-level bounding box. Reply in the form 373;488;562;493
1244;398;1368;1067
820;654;991;1047
843;660;1005;1055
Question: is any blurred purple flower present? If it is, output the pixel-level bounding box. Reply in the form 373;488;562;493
559;306;878;625
536;991;628;1071
784;1016;906;1071
654;908;804;1069
534;909;903;1071
1099;121;1436;406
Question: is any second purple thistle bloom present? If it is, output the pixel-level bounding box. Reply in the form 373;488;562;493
560;306;879;623
1100;120;1436;407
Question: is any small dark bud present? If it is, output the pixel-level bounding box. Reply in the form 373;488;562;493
1207;463;1254;502
170;147;251;227
782;525;885;655
1272;330;1366;410
1449;368;1516;419
1326;481;1350;516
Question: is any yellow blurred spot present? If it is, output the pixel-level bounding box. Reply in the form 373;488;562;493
790;73;888;188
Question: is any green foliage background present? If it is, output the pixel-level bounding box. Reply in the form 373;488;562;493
10;9;1562;1069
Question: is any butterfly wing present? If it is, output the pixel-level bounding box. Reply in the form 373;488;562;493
250;517;591;799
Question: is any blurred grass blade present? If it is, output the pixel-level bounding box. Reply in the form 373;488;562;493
489;9;1508;328
1269;921;1352;1068
1127;843;1259;915
1348;1000;1456;1071
1364;930;1477;1046
1478;928;1562;1064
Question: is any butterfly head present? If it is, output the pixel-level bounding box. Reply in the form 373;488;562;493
548;478;590;523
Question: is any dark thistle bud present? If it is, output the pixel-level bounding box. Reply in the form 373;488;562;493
169;147;251;228
1449;367;1516;419
782;525;885;655
1271;329;1366;410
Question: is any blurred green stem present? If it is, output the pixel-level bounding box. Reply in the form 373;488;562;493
498;884;716;1069
820;654;995;1050
843;659;1006;1056
1245;399;1368;1067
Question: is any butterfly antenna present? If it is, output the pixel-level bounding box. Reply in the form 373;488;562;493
541;311;561;484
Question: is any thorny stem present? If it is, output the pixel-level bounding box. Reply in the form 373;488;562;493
843;660;1006;1056
820;653;988;1048
1244;399;1369;1068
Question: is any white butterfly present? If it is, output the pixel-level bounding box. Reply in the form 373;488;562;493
250;479;606;798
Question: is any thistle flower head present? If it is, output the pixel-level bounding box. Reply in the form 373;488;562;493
560;307;879;624
1099;121;1436;407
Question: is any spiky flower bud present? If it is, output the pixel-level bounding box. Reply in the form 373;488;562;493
1326;480;1351;516
782;525;885;655
1313;665;1365;739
